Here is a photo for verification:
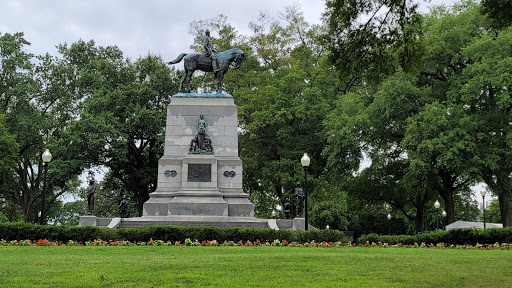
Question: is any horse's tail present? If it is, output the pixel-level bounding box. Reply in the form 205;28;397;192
167;53;187;65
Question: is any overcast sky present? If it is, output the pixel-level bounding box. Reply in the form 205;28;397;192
2;0;457;61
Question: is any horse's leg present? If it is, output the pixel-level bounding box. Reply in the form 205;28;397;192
179;70;186;92
216;72;224;93
185;70;194;93
186;69;193;92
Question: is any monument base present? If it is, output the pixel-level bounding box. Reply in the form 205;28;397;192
79;215;97;226
292;217;314;231
112;215;269;229
79;215;320;231
168;191;228;216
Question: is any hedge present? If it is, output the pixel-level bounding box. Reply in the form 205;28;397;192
358;227;512;245
0;222;347;243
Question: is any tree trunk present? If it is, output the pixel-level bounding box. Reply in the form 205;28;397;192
437;172;456;225
23;203;34;223
415;190;423;233
137;186;150;217
439;189;455;225
498;192;512;227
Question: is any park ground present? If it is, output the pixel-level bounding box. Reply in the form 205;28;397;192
1;246;511;287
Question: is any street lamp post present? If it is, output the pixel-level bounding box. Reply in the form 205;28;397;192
387;214;392;235
480;188;487;229
40;149;52;225
434;200;440;231
271;210;277;219
442;210;447;230
301;153;310;231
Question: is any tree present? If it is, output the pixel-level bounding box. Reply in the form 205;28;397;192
52;200;87;226
0;32;87;223
0;114;18;189
322;0;511;232
457;24;512;226
232;7;348;225
0;114;19;221
309;180;348;230
0;32;36;222
61;41;179;215
322;0;425;92
323;70;440;233
486;199;502;224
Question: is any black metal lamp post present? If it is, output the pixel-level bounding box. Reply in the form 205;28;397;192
301;153;310;231
434;200;440;231
40;149;52;225
442;210;447;229
480;188;487;229
387;213;392;235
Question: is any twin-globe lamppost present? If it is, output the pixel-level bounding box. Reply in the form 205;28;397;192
434;200;441;231
480;188;488;229
301;153;310;231
40;149;52;225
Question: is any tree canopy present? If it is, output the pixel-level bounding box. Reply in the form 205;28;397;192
323;0;512;230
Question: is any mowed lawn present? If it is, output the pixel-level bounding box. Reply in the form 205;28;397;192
1;246;511;287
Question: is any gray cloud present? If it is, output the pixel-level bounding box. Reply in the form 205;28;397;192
1;0;456;61
1;0;326;60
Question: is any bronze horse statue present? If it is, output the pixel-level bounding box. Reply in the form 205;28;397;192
167;48;245;93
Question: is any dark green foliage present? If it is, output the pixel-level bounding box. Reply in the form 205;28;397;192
0;222;348;243
232;8;347;224
113;226;345;243
0;222;102;242
348;212;408;238
323;0;512;232
322;0;424;91
481;0;512;30
486;200;502;224
358;228;512;245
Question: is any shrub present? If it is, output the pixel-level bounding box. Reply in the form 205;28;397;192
0;222;348;243
358;227;512;245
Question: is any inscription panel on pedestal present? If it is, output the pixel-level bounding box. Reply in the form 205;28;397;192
188;164;211;182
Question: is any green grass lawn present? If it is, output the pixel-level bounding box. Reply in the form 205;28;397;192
1;246;511;287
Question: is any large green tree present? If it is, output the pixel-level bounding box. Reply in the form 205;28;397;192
61;41;179;215
456;25;512;226
0;32;87;223
0;114;18;189
0;114;19;220
235;7;347;227
404;1;512;226
322;0;510;231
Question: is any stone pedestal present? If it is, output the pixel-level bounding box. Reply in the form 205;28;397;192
79;215;97;226
143;93;254;218
293;217;312;231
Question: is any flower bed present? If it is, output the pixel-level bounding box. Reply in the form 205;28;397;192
1;238;511;249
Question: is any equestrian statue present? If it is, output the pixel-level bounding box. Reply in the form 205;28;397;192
167;29;245;94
